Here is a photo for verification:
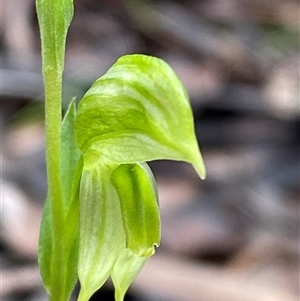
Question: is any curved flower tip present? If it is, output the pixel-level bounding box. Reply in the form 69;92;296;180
191;149;206;180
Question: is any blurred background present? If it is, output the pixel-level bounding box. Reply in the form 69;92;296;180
1;0;299;300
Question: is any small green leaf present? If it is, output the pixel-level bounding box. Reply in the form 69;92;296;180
75;54;206;179
38;100;82;300
61;99;82;208
111;163;160;257
38;196;52;293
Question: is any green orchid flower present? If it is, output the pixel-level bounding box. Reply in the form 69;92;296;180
75;54;206;301
36;0;205;300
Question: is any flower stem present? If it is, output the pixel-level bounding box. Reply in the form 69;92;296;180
43;70;66;300
36;0;74;298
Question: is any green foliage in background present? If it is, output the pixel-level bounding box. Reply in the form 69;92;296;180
36;1;205;301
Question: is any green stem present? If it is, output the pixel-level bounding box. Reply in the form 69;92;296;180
43;71;66;300
36;1;74;299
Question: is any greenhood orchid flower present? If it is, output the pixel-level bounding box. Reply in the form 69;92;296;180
75;54;206;301
36;1;205;300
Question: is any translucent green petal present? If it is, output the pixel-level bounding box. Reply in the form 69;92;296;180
111;163;160;257
77;165;124;301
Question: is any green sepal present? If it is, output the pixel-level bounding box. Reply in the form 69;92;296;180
78;164;124;301
111;163;160;257
38;100;82;300
111;249;147;301
75;54;206;179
